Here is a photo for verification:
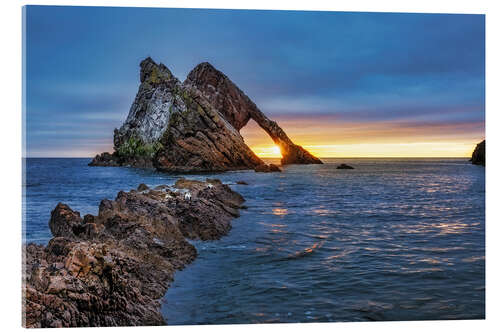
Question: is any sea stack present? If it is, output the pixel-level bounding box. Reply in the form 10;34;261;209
90;57;322;171
471;140;485;166
184;62;323;166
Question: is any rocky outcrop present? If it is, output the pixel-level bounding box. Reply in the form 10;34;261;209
184;62;323;166
471;140;485;166
88;151;153;168
90;57;321;171
337;163;354;169
254;164;282;173
87;152;120;167
23;179;245;327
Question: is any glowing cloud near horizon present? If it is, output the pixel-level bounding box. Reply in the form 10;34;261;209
249;142;477;158
240;117;483;158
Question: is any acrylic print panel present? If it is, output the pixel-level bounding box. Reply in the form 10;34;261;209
22;5;485;328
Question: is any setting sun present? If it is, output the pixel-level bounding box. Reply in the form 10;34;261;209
272;145;281;156
251;145;283;158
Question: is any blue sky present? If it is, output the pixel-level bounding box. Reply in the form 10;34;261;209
24;6;485;157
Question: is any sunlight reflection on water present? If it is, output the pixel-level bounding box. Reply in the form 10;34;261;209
272;208;289;216
161;158;484;324
24;158;484;324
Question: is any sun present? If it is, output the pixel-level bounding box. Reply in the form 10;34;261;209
250;145;283;158
271;145;281;156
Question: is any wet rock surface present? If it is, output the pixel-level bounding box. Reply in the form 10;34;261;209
470;140;485;166
23;179;245;327
90;57;321;171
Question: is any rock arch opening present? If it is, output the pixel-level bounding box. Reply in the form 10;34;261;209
240;119;282;159
184;61;323;166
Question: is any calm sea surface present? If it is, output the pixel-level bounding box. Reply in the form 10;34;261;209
24;158;485;323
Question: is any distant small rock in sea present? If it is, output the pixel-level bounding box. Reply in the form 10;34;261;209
254;164;282;173
470;140;485;166
337;163;354;169
236;181;249;185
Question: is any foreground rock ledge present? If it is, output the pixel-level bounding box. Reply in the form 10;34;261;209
23;178;244;328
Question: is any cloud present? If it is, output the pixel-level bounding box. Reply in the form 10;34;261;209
24;7;485;157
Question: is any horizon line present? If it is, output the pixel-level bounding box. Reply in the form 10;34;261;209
23;156;473;159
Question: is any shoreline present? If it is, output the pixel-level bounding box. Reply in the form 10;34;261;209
23;178;245;327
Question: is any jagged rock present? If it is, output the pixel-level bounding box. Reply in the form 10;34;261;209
88;151;153;168
268;164;282;172
471;140;485;166
137;183;149;191
90;57;321;171
185;62;323;166
337;163;354;169
49;203;83;239
115;59;180;147
131;58;265;172
254;164;282;173
88;152;120;167
23;179;245;327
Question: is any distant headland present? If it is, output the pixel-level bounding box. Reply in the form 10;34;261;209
470;140;485;166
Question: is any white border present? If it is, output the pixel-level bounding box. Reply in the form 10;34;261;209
1;0;498;332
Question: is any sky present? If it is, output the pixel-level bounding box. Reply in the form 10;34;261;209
24;6;485;158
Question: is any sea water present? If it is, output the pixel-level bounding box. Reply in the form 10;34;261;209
24;158;485;322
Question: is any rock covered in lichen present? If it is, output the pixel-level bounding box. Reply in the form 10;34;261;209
23;179;245;327
88;151;153;168
115;58;181;148
153;78;264;172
